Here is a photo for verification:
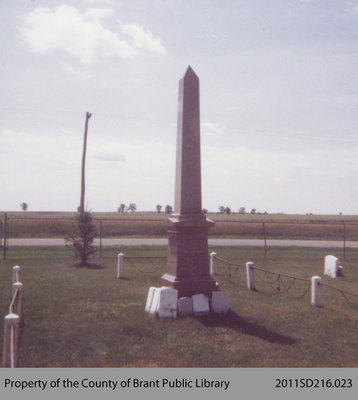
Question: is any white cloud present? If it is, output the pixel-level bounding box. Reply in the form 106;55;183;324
121;24;166;55
84;7;115;20
83;0;117;5
61;62;91;78
201;122;224;137
94;151;126;161
20;5;166;65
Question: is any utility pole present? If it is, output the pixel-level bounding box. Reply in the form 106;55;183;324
79;112;92;214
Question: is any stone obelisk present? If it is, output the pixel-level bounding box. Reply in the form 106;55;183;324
161;66;219;298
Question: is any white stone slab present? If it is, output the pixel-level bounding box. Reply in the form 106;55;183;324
211;291;230;314
157;288;178;318
145;287;156;313
192;294;210;316
149;288;161;314
178;297;193;317
324;255;340;278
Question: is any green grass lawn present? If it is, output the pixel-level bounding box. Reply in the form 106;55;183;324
1;245;358;367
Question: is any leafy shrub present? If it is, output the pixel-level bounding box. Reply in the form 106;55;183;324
65;211;97;265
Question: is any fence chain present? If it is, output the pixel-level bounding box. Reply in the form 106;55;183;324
279;276;311;299
213;255;243;280
320;282;358;309
126;257;166;273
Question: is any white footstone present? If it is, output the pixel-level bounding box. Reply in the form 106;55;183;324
157;288;178;318
324;255;341;278
145;287;156;313
178;297;193;317
192;294;210;316
211;291;230;314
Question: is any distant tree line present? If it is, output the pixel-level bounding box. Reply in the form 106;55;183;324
217;206;268;215
156;205;173;214
117;203;137;213
117;204;174;214
115;203;268;215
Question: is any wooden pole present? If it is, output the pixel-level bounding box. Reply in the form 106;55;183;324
99;219;103;257
343;223;346;260
262;222;267;259
79;112;92;214
3;213;8;260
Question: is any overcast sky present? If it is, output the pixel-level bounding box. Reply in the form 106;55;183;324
1;0;358;214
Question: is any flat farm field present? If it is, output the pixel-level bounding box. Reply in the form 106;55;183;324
2;211;358;241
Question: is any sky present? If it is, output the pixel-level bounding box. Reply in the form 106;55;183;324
1;0;358;214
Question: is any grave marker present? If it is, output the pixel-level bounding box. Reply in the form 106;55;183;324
324;255;343;278
161;66;219;298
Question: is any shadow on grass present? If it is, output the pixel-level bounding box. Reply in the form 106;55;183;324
69;262;106;270
198;310;296;345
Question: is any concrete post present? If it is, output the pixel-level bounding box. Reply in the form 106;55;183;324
3;313;20;368
311;276;322;307
12;281;23;297
11;282;23;315
12;266;21;284
210;252;217;275
246;262;256;291
117;253;125;278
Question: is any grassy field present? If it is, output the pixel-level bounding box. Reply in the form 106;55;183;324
2;211;358;240
1;245;358;367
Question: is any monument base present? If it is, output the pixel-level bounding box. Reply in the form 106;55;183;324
162;215;219;298
146;286;229;318
161;273;220;298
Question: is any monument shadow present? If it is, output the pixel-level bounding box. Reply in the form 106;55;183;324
197;310;296;345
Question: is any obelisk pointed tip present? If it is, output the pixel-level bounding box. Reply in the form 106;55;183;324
183;65;198;80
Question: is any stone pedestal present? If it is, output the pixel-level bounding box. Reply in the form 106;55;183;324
162;215;219;298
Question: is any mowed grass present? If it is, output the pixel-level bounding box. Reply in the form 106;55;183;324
3;211;358;240
1;245;358;367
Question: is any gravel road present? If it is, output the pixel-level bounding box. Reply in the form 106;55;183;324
4;238;357;248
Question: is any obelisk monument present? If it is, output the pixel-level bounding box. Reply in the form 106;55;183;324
161;66;219;298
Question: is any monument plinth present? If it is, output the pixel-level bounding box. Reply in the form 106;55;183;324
161;66;219;298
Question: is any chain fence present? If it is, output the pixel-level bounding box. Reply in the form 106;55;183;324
212;254;358;309
125;256;167;274
319;282;358;308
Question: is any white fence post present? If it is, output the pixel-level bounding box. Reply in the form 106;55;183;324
210;252;217;275
11;282;23;315
12;266;21;283
246;261;256;291
311;276;322;307
3;313;20;368
117;253;125;278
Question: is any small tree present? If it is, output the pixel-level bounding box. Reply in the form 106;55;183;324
118;203;126;213
65;210;97;265
165;205;173;214
156;204;162;213
20;202;28;211
128;203;137;213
